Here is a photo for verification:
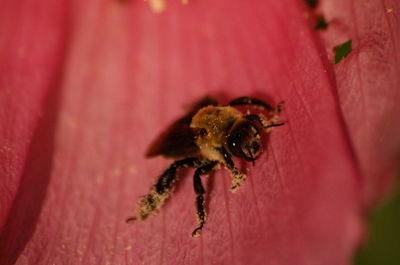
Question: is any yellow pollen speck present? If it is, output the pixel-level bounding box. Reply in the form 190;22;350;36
148;0;166;13
65;115;78;129
146;0;189;13
125;245;133;251
96;175;104;185
387;8;393;13
128;165;137;175
112;168;121;176
0;146;11;152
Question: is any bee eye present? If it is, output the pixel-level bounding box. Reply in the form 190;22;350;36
226;120;263;161
247;141;260;155
200;128;208;136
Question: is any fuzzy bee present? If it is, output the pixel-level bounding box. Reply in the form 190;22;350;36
126;96;284;237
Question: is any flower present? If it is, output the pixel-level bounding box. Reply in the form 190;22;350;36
0;0;399;264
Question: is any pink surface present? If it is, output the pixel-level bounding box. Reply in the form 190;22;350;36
0;0;398;264
318;0;400;205
0;0;69;242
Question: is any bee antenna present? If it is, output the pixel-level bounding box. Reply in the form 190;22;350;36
126;216;136;224
264;123;285;129
247;146;255;166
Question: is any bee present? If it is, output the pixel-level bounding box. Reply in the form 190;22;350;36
126;96;284;237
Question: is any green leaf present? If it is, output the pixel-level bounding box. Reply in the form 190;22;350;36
355;185;400;265
305;0;318;9
333;39;352;64
315;15;329;30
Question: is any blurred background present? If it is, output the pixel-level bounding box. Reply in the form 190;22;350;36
355;180;400;265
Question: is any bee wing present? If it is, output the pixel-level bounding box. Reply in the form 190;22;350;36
146;96;218;158
145;121;198;158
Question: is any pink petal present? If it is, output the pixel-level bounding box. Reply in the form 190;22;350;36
5;0;398;264
317;0;400;205
0;0;69;237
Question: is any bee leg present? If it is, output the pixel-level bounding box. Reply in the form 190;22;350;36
244;114;285;132
228;97;284;119
227;96;275;112
218;147;247;193
126;158;204;223
192;162;217;238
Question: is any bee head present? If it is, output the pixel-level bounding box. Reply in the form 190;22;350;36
225;119;263;162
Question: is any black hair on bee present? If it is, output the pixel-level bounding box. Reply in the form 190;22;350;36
127;96;284;237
